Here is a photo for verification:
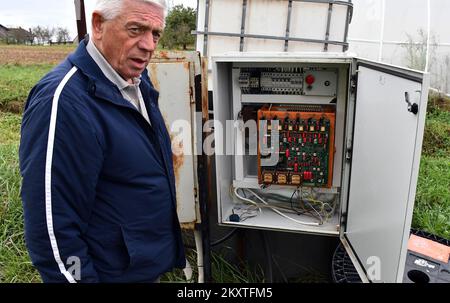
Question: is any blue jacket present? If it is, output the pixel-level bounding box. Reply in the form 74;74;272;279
19;39;186;283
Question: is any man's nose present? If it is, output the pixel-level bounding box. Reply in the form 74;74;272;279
138;32;157;52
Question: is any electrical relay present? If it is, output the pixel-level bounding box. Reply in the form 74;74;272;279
238;67;338;96
257;105;336;188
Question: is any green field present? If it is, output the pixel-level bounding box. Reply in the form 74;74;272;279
0;65;54;112
0;46;449;282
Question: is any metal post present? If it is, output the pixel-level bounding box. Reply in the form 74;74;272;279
240;0;248;52
425;0;431;72
74;0;87;43
194;57;212;282
203;0;211;56
378;0;386;62
284;0;293;52
342;0;352;52
324;3;333;51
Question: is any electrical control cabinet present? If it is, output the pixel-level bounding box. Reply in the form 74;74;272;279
211;53;429;283
148;51;429;283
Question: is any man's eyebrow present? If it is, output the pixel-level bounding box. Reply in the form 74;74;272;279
125;21;149;28
126;21;163;31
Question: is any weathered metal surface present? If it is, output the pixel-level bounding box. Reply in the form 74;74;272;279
147;51;204;228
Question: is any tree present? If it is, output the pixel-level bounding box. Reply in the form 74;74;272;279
31;26;43;44
42;26;55;44
56;27;70;44
31;25;55;45
160;5;196;50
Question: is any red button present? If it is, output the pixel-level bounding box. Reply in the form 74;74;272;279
305;75;315;85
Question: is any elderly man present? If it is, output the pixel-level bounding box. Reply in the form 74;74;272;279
19;0;185;283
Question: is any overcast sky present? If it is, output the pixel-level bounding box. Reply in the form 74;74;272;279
0;0;197;39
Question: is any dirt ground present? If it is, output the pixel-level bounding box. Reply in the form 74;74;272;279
0;44;76;65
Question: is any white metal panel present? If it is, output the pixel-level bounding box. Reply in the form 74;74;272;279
212;61;234;224
345;62;426;282
208;0;242;55
197;0;352;90
329;4;349;43
290;2;328;41
198;0;350;54
244;0;287;52
148;62;198;226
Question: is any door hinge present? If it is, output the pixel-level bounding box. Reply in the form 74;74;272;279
340;211;347;226
350;74;358;94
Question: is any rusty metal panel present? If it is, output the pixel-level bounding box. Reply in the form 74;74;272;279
148;54;201;228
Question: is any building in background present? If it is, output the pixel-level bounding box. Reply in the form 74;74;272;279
0;24;34;45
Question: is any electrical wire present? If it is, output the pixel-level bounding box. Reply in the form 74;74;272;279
211;228;238;246
241;188;320;226
183;228;239;249
231;184;342;226
232;187;312;216
233;187;262;213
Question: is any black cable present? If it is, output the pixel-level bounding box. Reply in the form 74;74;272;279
211;228;238;247
289;188;297;209
183;228;239;249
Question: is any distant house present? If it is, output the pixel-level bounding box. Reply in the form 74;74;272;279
0;24;9;40
0;24;34;44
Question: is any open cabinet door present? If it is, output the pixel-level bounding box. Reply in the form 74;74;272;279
148;51;208;230
342;59;429;282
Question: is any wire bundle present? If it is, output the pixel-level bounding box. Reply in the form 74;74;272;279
230;186;339;226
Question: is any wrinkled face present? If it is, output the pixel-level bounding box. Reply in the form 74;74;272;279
92;0;164;81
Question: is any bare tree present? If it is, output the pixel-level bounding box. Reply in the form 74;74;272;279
56;27;70;44
42;26;55;44
31;26;43;44
32;25;55;44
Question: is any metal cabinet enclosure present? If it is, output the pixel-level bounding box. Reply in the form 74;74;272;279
146;0;430;285
147;50;428;283
210;53;429;283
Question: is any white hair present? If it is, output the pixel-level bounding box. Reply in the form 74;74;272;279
95;0;167;20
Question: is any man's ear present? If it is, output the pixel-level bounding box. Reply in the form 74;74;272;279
91;12;105;41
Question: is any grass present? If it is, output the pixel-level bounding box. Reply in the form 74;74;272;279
413;156;450;239
161;248;265;283
0;61;448;282
423;117;450;157
0;114;40;282
0;112;21;144
413;93;450;239
0;64;54;112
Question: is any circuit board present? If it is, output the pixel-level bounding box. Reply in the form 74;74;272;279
257;105;336;188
